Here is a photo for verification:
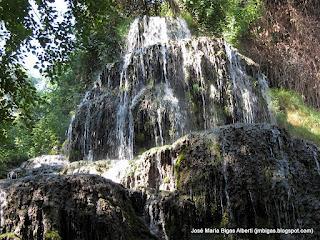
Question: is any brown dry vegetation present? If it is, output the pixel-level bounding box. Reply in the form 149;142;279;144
241;0;320;108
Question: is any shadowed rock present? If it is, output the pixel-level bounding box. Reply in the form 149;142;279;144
125;124;320;240
0;175;157;240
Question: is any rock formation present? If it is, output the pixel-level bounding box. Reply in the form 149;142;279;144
0;125;319;239
0;16;319;240
0;175;156;240
125;124;320;240
67;16;272;162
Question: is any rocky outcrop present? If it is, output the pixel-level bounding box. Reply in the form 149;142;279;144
1;16;319;240
0;175;157;240
125;124;320;239
7;155;68;179
0;124;319;239
68;16;272;161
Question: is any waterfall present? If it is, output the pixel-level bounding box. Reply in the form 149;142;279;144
312;148;320;176
157;105;164;146
102;160;129;183
225;43;272;123
68;16;273;163
116;16;191;160
0;188;7;230
156;151;163;189
221;136;233;222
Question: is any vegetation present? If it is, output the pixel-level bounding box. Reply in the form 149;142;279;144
0;65;85;176
241;0;320;109
175;151;186;170
271;88;320;147
44;231;61;240
0;0;132;174
0;233;21;240
1;0;319;175
182;0;263;44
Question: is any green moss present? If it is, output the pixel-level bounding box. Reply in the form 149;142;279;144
223;105;232;118
137;148;147;155
163;176;170;184
147;77;155;88
135;133;145;144
122;204;158;240
174;150;187;189
216;49;225;58
208;141;223;166
212;143;221;158
270;88;320;147
159;2;174;17
45;231;61;240
192;83;201;94
251;77;259;88
128;159;138;176
176;152;185;168
263;167;273;182
210;203;218;216
193;194;206;210
186;91;200;114
213;104;227;124
0;233;21;240
69;149;81;161
220;211;229;227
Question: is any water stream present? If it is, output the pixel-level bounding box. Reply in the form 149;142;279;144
67;16;273;183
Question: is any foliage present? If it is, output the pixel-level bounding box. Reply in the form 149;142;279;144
0;0;74;125
223;0;263;44
0;0;264;130
181;0;263;44
1;0;318;179
45;230;61;240
181;0;229;34
0;0;132;174
0;0;130;125
240;0;320;109
0;62;85;176
0;120;32;177
270;88;320;147
0;60;39;129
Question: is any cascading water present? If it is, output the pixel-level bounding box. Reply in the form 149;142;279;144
68;15;273;165
0;188;7;231
2;14;320;240
312;148;320;176
117;16;191;160
225;43;272;123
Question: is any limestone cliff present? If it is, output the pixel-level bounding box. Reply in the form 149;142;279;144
68;16;272;162
0;125;319;240
0;16;319;240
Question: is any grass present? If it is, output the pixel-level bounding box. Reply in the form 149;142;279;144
270;88;320;147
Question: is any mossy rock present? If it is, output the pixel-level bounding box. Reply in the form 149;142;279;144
0;233;21;240
45;231;61;240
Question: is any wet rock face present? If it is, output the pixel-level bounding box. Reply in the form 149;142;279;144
145;193;196;240
7;155;68;179
125;124;320;239
68;16;272;161
5;16;318;240
68;91;119;161
1;125;319;240
0;175;157;240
